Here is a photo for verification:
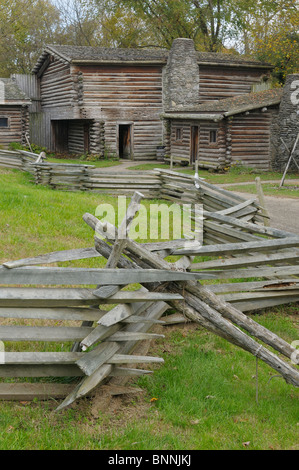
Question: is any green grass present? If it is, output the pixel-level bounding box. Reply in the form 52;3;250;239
0;168;298;450
224;183;299;198
47;157;120;168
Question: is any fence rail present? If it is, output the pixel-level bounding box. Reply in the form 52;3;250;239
0;150;264;227
0;193;298;407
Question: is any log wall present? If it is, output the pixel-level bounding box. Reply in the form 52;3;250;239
198;66;266;102
167;120;227;170
74;64;164;160
0;106;29;148
228;110;273;170
40;59;76;109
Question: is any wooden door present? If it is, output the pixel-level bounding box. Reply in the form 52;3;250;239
190;126;199;164
52;120;69;154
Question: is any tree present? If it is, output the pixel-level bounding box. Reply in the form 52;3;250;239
243;0;299;83
55;0;155;48
0;0;67;76
111;0;243;51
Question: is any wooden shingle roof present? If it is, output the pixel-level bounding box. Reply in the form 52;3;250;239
32;43;272;74
163;88;283;120
0;78;31;105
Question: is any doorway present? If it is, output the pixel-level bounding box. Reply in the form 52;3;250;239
119;124;132;159
52;120;69;154
190;126;199;164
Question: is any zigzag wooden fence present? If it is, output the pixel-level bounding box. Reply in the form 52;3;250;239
0;190;298;411
0;151;264;226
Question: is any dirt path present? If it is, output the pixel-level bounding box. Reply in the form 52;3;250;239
101;160;159;172
228;190;299;235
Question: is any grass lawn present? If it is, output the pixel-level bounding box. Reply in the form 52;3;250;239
0;168;298;450
224;183;299;199
47;157;120;168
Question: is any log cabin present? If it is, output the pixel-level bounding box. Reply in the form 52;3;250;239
162;88;283;171
19;38;273;163
0;78;31;149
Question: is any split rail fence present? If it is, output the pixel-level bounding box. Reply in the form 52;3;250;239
0;151;298;410
0;189;298;409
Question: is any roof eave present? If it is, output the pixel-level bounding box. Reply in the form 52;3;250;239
224;99;281;117
161;113;224;121
71;59;167;66
198;60;274;69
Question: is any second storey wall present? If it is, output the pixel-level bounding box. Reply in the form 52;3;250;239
76;64;164;159
198;66;267;102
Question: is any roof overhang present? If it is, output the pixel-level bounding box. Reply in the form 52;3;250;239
161;113;223;121
71;59;167;66
197;61;274;70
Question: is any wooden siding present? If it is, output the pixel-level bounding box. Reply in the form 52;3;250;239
198;121;227;169
73;64;164;159
68;120;86;155
40;58;76;109
13;74;41;113
104;120;163;160
229;111;272;170
168;120;227;169
199;66;265;102
0;106;28;148
169;121;191;163
79;65;163;109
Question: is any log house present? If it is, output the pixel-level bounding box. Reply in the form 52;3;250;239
162;88;283;170
25;39;273;162
0;78;31;149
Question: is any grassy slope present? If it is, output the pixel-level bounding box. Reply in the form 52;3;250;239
0;168;298;450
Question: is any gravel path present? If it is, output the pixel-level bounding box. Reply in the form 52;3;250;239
218;182;299;235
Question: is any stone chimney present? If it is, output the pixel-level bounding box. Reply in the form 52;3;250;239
276;74;299;171
163;38;200;109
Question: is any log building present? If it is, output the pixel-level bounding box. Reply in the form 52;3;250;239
16;38;274;164
162;88;283;171
0;78;31;149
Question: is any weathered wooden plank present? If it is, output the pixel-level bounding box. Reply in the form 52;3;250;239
2;247;102;269
0;266;213;285
192;250;299;270
0;365;84;378
0;288;182;307
230;296;299;312
108;354;164;364
216;198;257;216
0;325;93;342
0;307;104;321
93;191;144;299
197;265;299;279
0;383;76;401
3;352;83;364
107;331;165;341
222;290;299;302
206;279;299;294
174;237;299;257
76;342;120;376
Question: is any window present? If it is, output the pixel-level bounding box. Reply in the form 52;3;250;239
0;118;8;128
175;127;182;141
210;130;217;144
